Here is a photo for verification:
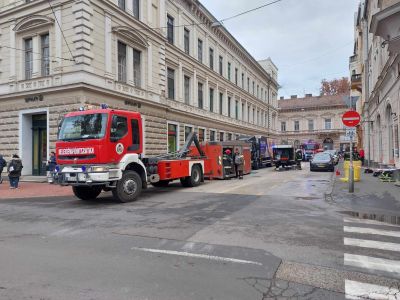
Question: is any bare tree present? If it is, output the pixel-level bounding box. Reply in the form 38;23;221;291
320;77;350;95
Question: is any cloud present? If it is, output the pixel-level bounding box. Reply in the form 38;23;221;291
200;0;359;97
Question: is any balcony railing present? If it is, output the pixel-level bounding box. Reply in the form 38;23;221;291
349;55;358;64
351;74;362;92
351;74;362;82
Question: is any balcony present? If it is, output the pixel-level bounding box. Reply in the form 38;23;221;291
351;74;362;92
370;2;400;54
349;55;358;64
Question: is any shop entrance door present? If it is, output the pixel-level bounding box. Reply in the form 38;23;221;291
32;114;47;176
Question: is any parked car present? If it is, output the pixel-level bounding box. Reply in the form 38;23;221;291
324;150;339;165
310;152;335;172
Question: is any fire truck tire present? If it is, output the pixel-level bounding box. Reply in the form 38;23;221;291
72;186;102;200
180;165;202;187
151;180;170;187
112;170;142;203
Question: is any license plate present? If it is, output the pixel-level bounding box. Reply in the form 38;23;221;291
317;164;325;167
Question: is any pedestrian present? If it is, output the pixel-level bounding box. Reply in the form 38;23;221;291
47;151;57;173
7;154;23;189
359;148;365;165
233;148;244;179
0;154;6;184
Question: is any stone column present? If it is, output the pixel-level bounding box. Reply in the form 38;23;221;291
147;41;153;89
9;21;16;82
54;5;63;74
159;0;166;35
104;12;112;78
32;35;40;78
192;69;197;107
177;9;183;49
205;77;209;110
224;90;228;117
126;0;133;15
127;46;134;85
178;60;183;102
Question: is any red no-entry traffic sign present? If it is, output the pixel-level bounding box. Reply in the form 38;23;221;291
342;111;361;127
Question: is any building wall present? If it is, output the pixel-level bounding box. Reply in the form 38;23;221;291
351;0;400;168
0;0;279;174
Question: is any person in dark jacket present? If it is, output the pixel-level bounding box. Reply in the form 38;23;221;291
7;154;23;189
48;151;57;172
0;155;6;184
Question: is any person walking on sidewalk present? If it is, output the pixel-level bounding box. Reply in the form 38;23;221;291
233;148;244;179
47;151;57;173
359;148;365;166
0;155;6;184
7;154;23;189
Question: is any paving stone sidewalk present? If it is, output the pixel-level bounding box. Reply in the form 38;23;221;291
0;182;73;199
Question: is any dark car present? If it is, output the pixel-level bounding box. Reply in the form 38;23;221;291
310;153;335;172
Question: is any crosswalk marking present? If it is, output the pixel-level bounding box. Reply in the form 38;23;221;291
345;280;400;300
344;226;400;238
344;254;400;275
344;217;400;228
344;237;400;252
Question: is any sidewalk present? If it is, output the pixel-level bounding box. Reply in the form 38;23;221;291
332;164;400;214
0;182;73;200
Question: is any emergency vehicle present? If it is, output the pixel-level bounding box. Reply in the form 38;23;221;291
51;106;209;202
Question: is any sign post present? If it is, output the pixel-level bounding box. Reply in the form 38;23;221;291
342;111;361;193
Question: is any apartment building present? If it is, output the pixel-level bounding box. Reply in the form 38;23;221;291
0;0;279;176
278;94;350;151
350;0;400;168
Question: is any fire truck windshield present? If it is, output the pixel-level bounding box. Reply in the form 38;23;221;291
58;113;108;141
304;144;316;150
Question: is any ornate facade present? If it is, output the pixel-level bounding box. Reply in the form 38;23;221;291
0;0;279;175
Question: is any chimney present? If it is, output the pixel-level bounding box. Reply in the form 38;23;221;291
291;95;297;99
305;93;312;97
280;96;284;100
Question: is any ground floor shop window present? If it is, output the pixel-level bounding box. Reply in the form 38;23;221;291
168;124;178;153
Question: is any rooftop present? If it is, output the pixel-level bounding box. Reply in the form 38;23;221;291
278;94;349;110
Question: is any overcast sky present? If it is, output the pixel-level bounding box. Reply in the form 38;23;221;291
201;0;359;98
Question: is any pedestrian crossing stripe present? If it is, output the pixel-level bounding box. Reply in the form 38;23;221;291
344;237;400;252
344;226;400;238
345;280;400;300
344;253;400;275
344;217;400;228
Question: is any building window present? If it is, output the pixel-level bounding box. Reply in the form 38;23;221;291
117;41;127;82
219;132;224;142
247;77;250;92
133;48;141;87
294;120;300;131
185;126;193;141
209;48;214;70
241;73;244;88
118;0;125;10
168;124;178;153
209;88;214;112
227;133;232;141
167;15;174;44
257;85;259;98
24;38;33;79
235;100;239;120
132;0;140;18
210;130;216;141
219;93;223;115
247;105;250;122
261;88;264;101
198;82;204;109
252;81;255;95
198;39;203;62
198;128;205;142
228;62;231;80
308;120;314;131
167;68;175;99
184;27;190;54
235;68;238;85
228;97;231;117
41;34;50;77
281;122;286;132
253;108;255;124
325;118;332;130
242;103;245;121
184;76;190;104
219;55;223;75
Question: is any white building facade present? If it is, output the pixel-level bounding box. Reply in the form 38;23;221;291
0;0;279;176
351;0;400;168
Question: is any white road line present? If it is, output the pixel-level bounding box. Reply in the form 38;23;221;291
130;247;263;266
344;217;400;228
345;280;400;300
344;226;400;238
344;237;400;252
344;254;400;275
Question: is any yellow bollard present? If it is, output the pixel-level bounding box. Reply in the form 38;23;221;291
340;160;362;182
340;161;350;182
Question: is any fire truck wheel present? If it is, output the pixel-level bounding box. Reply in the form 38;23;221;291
72;186;102;200
151;180;170;187
180;165;202;187
112;170;142;203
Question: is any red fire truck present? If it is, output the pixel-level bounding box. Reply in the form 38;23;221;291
51;106;211;202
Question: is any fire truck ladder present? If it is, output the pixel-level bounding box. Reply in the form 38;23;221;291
154;132;206;160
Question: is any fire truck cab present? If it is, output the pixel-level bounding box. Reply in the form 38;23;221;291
51;106;205;202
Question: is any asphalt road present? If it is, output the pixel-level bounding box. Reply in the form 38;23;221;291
0;164;399;300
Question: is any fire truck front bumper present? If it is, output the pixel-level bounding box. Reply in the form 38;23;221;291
49;166;122;186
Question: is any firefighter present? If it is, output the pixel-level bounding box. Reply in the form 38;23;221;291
296;149;303;170
234;148;244;179
223;149;234;178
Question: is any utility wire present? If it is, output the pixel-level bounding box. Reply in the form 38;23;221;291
1;45;75;62
46;0;76;63
220;0;284;22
